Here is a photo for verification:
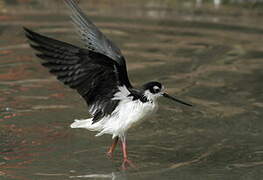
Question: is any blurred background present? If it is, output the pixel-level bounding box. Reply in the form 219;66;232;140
0;0;263;180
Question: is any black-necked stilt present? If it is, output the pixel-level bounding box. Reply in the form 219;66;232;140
24;0;192;169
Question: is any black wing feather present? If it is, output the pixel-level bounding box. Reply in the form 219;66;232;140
24;27;122;123
64;0;132;88
64;0;122;60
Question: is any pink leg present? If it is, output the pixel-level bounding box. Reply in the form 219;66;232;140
107;137;119;159
120;137;136;169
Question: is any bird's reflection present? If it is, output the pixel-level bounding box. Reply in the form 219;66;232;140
69;172;127;180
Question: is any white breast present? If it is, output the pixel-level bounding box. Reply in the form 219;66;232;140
75;86;159;138
94;99;157;138
118;99;157;129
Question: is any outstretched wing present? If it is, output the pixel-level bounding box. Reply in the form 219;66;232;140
24;27;124;123
64;0;132;88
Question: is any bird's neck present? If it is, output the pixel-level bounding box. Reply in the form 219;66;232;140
143;90;158;103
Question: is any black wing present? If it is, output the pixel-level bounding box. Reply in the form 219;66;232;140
64;0;132;88
24;27;124;123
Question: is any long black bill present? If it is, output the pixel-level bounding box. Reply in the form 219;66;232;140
163;93;192;107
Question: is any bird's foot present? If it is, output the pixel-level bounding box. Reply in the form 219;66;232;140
121;158;136;170
106;151;114;159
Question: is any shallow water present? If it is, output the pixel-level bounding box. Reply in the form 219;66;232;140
0;0;263;179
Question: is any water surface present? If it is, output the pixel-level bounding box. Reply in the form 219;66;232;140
0;0;263;179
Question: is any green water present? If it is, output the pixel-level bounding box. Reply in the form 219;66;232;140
0;0;263;179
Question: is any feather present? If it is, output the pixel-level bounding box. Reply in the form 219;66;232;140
63;0;132;88
24;27;125;122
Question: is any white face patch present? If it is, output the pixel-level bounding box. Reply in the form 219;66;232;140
144;89;162;102
153;86;160;91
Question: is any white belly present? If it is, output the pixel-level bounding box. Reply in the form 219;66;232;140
70;85;161;138
91;99;157;138
118;100;157;129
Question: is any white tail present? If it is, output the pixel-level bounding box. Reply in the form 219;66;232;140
70;118;93;129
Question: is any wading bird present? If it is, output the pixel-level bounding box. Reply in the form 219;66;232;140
24;0;192;169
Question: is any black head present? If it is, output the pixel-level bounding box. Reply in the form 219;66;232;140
142;81;192;106
142;81;164;94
